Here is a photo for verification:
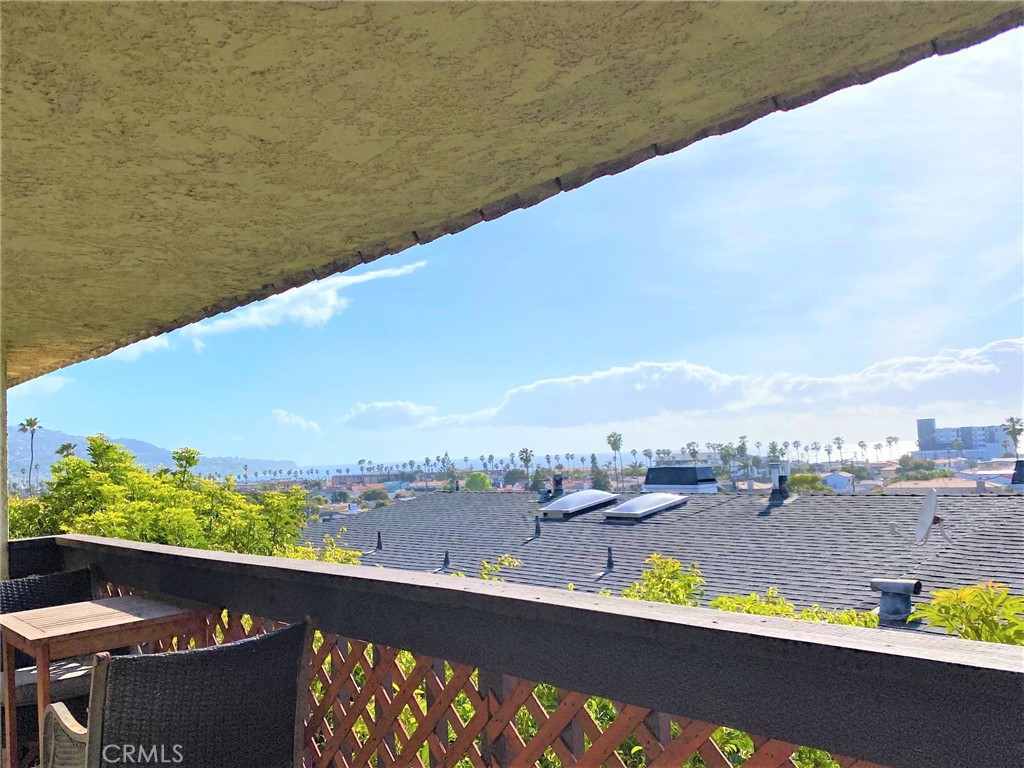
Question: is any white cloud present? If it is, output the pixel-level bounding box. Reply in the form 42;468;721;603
182;261;426;344
272;408;321;432
341;401;438;429
340;339;1023;440
9;374;72;397
108;335;171;361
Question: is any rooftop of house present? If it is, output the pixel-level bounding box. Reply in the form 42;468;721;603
301;489;1024;613
888;478;1000;490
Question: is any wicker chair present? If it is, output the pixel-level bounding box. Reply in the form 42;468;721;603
41;620;313;768
1;570;95;756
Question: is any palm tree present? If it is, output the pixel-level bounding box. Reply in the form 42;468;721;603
790;440;801;466
754;441;762;459
18;417;42;494
641;448;652;467
737;436;750;480
811;442;821;464
833;436;845;465
686;442;699;466
873;443;883;461
55;442;77;459
606;432;624;490
518;448;534;481
782;441;790;460
892;436;900;458
1003;417;1023;460
885;436;894;459
857;441;868;464
545;454;553;474
824;443;833;467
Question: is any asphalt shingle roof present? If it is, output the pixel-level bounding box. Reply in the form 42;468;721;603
301;491;1023;612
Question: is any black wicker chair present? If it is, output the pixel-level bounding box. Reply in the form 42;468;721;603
0;570;95;755
42;620;313;768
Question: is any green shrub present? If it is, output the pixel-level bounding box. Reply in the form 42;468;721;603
465;472;492;491
909;582;1024;644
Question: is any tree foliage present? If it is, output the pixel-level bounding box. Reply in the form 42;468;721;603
909;582;1024;644
502;468;527;487
786;474;833;493
589;453;611;492
9;435;359;563
465;472;493;491
622;554;705;605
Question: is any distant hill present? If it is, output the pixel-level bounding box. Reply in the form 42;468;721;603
7;427;297;482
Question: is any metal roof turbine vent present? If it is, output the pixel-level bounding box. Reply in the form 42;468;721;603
870;578;922;625
541;489;619;520
604;493;688;524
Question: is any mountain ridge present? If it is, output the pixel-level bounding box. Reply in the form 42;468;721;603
7;427;297;481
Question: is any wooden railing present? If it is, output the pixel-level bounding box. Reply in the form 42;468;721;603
11;536;1024;768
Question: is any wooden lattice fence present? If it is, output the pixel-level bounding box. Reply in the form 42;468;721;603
103;584;888;768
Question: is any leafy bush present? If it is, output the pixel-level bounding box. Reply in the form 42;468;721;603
711;587;877;627
10;435;360;564
502;468;527;486
359;488;389;502
889;469;954;481
909;582;1024;644
896;456;937;473
465;472;492;491
787;474;833;493
839;464;869;480
622;554;705;605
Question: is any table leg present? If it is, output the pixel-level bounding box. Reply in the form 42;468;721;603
35;644;50;764
3;638;17;768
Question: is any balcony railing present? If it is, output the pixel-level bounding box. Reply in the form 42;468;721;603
10;535;1023;768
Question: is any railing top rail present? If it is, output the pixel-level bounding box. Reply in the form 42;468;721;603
51;534;1022;672
33;534;1024;766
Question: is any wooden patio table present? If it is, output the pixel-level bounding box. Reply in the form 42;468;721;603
0;595;212;768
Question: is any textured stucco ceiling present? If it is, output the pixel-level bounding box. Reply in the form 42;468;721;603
2;2;1020;384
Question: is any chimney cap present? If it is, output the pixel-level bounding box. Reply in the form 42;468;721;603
870;578;922;595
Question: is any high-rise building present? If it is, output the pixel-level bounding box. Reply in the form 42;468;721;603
916;418;1007;460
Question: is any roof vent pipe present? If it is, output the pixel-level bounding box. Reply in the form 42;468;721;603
552;474;564;499
606;546;614;570
870;578;922;624
534;516;541;538
1012;459;1024;488
376;531;383;551
768;462;784;505
774;473;790;501
443;550;450;569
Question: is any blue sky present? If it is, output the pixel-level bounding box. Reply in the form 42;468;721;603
10;30;1023;467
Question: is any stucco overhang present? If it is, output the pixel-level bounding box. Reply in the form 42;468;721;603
2;2;1020;384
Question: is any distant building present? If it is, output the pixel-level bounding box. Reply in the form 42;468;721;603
820;470;855;494
915;418;1007;461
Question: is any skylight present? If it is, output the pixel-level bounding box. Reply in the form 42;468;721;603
604;493;688;523
541;489;619;519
